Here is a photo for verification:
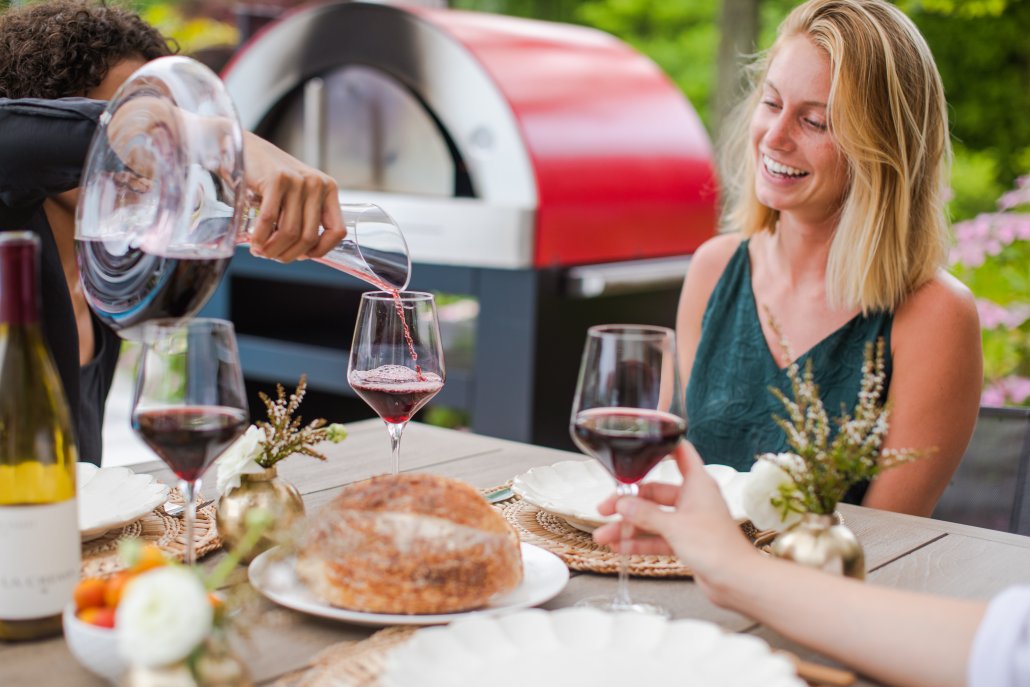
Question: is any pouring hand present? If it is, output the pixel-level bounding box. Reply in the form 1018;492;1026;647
242;132;347;263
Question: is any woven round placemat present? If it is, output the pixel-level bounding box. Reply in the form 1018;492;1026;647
81;488;221;578
486;481;775;579
498;497;697;577
276;626;417;687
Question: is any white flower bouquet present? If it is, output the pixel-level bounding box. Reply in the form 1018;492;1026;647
117;567;213;668
113;512;272;677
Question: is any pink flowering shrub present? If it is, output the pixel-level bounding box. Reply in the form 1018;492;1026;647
950;176;1030;407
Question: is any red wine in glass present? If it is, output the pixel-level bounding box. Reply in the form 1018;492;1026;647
349;365;444;423
134;406;248;482
349;291;445;474
573;408;686;484
133;318;247;566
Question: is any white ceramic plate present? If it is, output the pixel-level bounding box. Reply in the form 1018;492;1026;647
77;463;170;541
512;459;749;532
248;542;569;627
380;607;804;687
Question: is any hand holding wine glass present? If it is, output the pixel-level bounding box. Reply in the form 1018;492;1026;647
349;292;445;475
570;324;686;616
132;318;248;566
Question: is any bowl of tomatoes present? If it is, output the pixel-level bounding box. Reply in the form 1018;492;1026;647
63;544;168;682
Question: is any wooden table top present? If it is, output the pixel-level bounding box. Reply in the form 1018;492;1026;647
7;418;1030;686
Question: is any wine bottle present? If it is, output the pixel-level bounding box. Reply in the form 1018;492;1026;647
0;232;80;641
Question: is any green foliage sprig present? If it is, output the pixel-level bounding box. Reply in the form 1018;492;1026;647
254;375;346;468
764;319;925;518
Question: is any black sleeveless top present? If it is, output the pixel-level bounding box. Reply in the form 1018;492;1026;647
1;98;116;465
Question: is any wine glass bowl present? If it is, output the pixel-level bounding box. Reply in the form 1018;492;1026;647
570;324;686;616
132;318;248;565
349;292;445;474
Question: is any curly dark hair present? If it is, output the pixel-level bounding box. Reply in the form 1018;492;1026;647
0;0;175;99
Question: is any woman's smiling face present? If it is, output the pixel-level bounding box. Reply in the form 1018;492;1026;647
750;35;849;229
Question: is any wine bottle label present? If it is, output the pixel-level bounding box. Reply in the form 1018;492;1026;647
0;500;80;619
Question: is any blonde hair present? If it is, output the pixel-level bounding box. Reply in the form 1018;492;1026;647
719;0;951;313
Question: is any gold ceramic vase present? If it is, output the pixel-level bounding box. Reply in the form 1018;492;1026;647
216;466;304;562
123;662;198;687
122;634;252;687
770;513;865;580
192;632;253;687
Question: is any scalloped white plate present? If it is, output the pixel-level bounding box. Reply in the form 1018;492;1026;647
512;460;749;532
380;607;803;687
248;542;569;627
77;463;170;541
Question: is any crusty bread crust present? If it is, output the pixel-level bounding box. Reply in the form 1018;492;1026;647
296;473;523;614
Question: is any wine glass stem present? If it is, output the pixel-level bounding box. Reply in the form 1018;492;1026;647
179;478;200;567
386;421;407;475
614;481;638;609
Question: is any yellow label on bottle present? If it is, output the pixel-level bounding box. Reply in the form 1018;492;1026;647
0;462;75;505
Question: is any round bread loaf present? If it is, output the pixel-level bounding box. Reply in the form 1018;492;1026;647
295;473;523;614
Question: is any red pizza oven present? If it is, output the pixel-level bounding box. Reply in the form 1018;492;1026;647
213;1;718;447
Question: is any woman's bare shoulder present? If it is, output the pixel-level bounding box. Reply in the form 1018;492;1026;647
677;232;747;376
688;232;746;285
893;270;980;347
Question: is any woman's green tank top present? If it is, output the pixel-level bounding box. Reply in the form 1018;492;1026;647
685;239;893;503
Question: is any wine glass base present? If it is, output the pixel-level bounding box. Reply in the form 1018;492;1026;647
575;595;670;617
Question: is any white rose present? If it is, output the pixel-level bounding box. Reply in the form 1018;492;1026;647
742;455;805;532
116;567;214;668
216;425;265;494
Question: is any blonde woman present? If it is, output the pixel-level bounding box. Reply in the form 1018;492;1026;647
679;0;982;515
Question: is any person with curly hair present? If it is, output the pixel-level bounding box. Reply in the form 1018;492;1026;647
0;0;172;101
0;0;347;465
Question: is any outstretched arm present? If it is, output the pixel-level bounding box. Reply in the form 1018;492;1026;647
0;96;346;263
594;443;985;687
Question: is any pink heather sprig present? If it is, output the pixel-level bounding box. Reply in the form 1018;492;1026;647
950;212;1030;268
950;174;1030;269
982;376;1030;407
976;299;1030;330
998;175;1030;212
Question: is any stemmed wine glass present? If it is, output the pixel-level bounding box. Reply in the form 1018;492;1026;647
570;325;686;615
132;318;248;566
348;292;445;475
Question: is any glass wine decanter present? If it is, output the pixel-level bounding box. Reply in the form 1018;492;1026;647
75;55;410;339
